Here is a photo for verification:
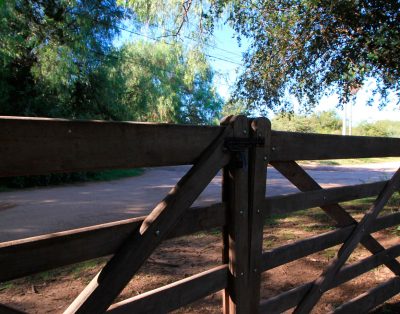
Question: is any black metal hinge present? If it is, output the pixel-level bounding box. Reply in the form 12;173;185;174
224;137;265;152
224;136;265;168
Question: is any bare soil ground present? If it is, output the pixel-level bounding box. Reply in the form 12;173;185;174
1;203;399;313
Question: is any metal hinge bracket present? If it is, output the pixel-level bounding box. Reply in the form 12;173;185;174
224;136;265;168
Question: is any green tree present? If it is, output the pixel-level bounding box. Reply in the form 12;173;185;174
0;1;223;124
272;110;342;134
206;0;400;113
111;41;223;124
0;0;127;119
354;120;400;137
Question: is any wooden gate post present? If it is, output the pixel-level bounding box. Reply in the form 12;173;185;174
247;118;271;313
221;115;250;314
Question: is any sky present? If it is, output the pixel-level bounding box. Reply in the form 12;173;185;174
207;25;400;125
115;21;400;126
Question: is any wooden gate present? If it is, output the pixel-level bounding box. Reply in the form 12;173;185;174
0;115;399;313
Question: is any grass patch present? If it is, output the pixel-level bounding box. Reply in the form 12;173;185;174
70;260;104;279
88;168;144;182
303;224;335;232
3;258;108;290
321;248;337;260
300;157;400;166
341;192;400;215
0;282;14;291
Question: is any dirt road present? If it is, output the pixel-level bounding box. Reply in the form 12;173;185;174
0;162;398;242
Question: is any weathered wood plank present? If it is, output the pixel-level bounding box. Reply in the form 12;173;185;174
0;204;225;282
334;276;400;314
294;168;400;314
0;116;223;177
271;161;400;275
220;115;234;313
64;122;232;313
270;131;400;161
264;181;388;217
247;118;270;313
222;115;250;314
0;304;26;314
107;265;228;313
260;244;400;313
261;212;400;271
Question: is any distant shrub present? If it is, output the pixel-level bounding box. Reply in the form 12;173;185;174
0;169;143;190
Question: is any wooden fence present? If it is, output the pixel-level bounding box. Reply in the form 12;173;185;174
0;115;400;313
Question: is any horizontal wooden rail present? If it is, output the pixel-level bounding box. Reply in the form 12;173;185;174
0;304;25;314
0;203;225;282
261;212;400;271
270;131;400;161
334;276;400;313
107;265;228;313
0;117;223;177
2;117;400;176
264;181;388;217
259;244;400;313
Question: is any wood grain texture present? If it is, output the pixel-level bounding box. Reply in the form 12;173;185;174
221;115;250;314
0;116;223;177
107;265;228;314
271;161;400;276
260;244;400;313
0;204;225;282
334;276;400;314
64;122;232;313
270;131;400;161
247;118;270;313
294;168;400;314
264;181;388;217
261;212;400;271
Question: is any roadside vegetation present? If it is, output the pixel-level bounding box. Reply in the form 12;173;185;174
271;110;400;137
0;168;144;192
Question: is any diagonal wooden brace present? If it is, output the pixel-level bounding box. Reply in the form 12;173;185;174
293;167;400;313
64;124;234;314
271;161;400;276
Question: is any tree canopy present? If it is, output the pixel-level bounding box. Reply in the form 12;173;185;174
210;0;400;112
0;0;222;123
115;0;400;113
1;0;399;120
107;41;223;124
0;0;125;117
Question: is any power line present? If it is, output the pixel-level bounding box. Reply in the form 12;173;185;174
116;24;244;66
61;12;238;92
158;27;243;58
69;14;243;66
71;11;244;67
91;47;234;91
204;53;242;66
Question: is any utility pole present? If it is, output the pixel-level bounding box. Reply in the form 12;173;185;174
349;101;352;135
343;86;360;136
342;102;347;135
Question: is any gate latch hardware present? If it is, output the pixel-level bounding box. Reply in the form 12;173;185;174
224;137;265;168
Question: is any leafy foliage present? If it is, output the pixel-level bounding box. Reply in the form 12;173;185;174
353;120;400;137
271;110;342;133
0;0;126;119
111;41;223;124
208;0;400;112
0;0;222;124
272;110;400;138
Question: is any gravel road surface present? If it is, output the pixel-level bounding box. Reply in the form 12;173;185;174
0;162;398;242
